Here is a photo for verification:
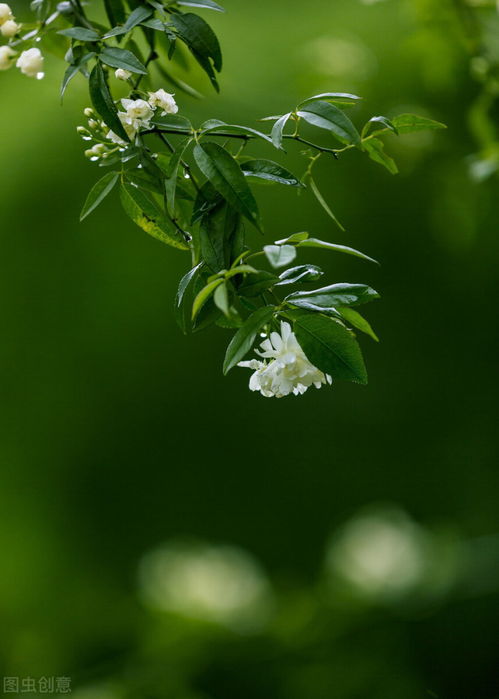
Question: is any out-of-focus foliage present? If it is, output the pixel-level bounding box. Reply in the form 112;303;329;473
0;0;498;697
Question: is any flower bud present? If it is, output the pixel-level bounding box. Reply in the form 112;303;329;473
88;119;98;129
83;107;94;118
0;3;13;24
77;125;89;135
0;18;20;36
16;47;44;79
115;68;131;81
0;44;15;70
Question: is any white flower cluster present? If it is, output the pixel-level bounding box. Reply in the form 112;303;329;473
107;90;178;145
77;107;115;161
238;321;332;398
0;4;44;78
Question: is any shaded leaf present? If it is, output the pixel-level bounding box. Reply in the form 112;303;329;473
178;0;225;10
223;305;275;374
241;159;303;187
100;46;147;74
89;61;129;142
58;27;100;41
175;262;203;333
238;270;279;297
285;283;380;309
275;264;323;286
294;314;368;384
171;12;222;91
297;101;361;145
271;112;292;149
309;176;345;232
297;237;378;264
298;92;362;107
391;113;446;134
192;278;224;319
362;115;398;138
80;171;119;221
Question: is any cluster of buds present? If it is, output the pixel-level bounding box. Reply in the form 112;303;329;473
0;3;21;39
77;107;115;161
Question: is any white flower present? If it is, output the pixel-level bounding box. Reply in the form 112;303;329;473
115;68;131;81
16;47;44;79
120;98;154;129
0;44;15;70
238;321;332;398
0;18;20;36
0;3;13;24
148;88;178;116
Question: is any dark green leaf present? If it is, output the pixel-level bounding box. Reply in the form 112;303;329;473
171;12;222;91
275;264;323;286
264;244;297;268
58;27;100;41
297;237;378;264
285;283;380;309
337;307;379;342
100;46;147;74
103;0;126;28
102;5;152;38
80;171;119;221
198;200;241;272
309;177;345;232
241;159;303;187
294;314;368;384
151;113;193;132
193;142;261;230
297;101;360;146
61;52;95;99
362;137;398;174
223;305;275;374
238;271;279;297
391;113;446;134
89;61;129;142
175;262;203;333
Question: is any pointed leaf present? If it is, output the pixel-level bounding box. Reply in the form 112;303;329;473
298;92;362;107
241;159;303;187
391;113;446;134
362;137;398;174
294;314;368;384
193;142;261;230
285;283;380;309
89;61;129;142
100;46;147;74
271;112;292;149
309;177;345;232
337;307;379;342
223;305;275;374
297;101;360;145
177;0;225;10
297;237;378;264
275;264;323;286
264;244;296;268
80;171;119;221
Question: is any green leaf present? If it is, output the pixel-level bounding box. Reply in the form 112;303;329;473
200;120;274;145
309;176;345;232
275;232;309;245
337;307;379;342
157;141;190;217
170;12;222;91
362;137;398;174
120;181;189;249
175;262;203;333
102;5;152;38
151;114;193;132
89;61;129;142
61;51;95;99
275;264;323;286
213;281;230;315
391;113;446;134
80;171;119;221
298;92;362;107
223;305;275;374
100;46;147;74
362;115;398;139
271;112;292;149
177;0;225;11
241;159;303;187
297;237;378;264
58;27;100;41
198;200;241;272
264;244;297;268
193;142;261;230
238;270;279;297
294;314;368;384
192;278;224;319
297;101;361;146
285;283;380;310
103;0;126;28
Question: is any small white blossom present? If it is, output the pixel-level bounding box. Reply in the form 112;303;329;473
115;67;131;81
0;44;15;70
148;88;178;115
16;47;44;79
0;18;20;36
238;321;332;398
0;3;13;24
120;98;154;129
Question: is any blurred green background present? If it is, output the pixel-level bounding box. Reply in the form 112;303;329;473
1;0;499;697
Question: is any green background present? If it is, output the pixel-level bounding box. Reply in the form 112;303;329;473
1;0;499;697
